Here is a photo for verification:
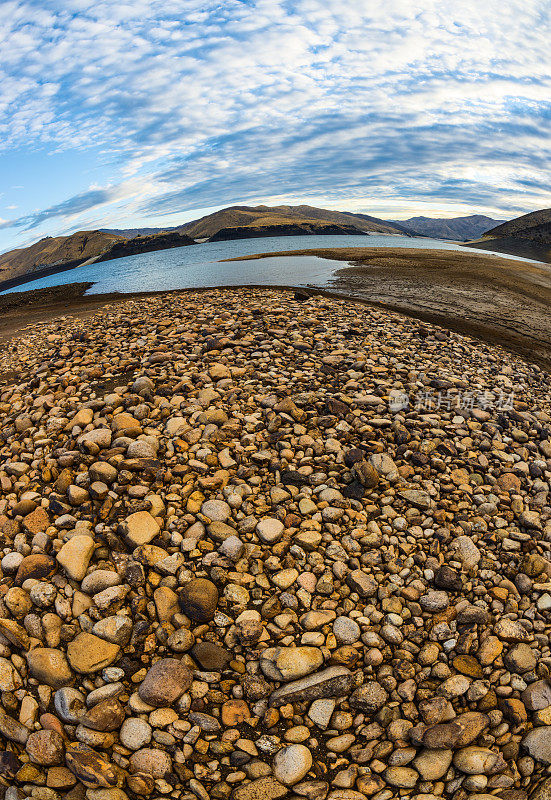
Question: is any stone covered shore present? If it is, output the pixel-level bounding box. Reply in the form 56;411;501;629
0;288;550;800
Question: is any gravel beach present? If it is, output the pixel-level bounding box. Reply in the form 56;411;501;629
0;286;551;800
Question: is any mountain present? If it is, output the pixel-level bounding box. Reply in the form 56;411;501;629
482;209;551;244
0;231;123;285
0;229;194;291
392;215;504;241
177;204;413;239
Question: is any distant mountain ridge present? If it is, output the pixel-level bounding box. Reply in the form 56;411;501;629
392;215;504;241
176;204;413;239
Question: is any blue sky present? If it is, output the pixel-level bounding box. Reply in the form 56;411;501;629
0;0;550;253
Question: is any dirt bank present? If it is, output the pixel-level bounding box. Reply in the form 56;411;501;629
227;247;551;371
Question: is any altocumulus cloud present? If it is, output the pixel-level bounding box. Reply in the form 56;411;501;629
0;0;550;244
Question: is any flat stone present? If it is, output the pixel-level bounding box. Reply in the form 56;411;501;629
65;743;119;788
56;534;95;581
269;667;354;707
67;633;120;674
0;710;30;744
120;511;160;547
494;618;531;642
192;642;231;671
27;648;73;688
260;646;324;682
257;518;285;543
232;777;288;800
308;698;336;729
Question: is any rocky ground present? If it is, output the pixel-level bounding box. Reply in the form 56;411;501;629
0;287;550;800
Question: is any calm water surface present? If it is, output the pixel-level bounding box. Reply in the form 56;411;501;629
1;234;547;296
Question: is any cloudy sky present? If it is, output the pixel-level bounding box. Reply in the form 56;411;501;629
0;0;549;253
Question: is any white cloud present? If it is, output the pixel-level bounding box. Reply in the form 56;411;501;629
0;0;550;245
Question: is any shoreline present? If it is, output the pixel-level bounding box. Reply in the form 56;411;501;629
2;265;551;378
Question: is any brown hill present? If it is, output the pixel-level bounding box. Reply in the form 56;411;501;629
0;230;196;291
0;230;123;282
178;204;412;239
483;208;551;244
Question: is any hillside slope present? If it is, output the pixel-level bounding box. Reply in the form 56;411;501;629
0;231;123;282
396;214;503;241
483;209;551;244
178;204;412;239
0;229;196;290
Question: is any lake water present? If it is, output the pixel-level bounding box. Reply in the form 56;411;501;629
1;233;546;296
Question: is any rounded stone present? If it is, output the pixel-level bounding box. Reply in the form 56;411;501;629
179;578;219;622
119;718;152;750
54;688;86;724
256;518;284;544
201;499;231;522
333;616;361;644
272;744;312;785
138;658;193;706
129;747;173;778
26;730;64;765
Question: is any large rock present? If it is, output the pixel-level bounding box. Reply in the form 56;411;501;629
120;511;160;547
65;744;120;788
128;747;173;778
56;534;95;581
522;727;551;764
349;682;389;713
260;647;324;682
522;680;551;711
420;712;489;749
449;535;480;570
138;658;193;706
272;744;312;786
453;746;506;775
26;730;64;765
179;578;218;622
269;667;354;707
67;633;120;674
27;648;73;688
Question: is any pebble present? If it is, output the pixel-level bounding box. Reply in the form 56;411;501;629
272;744;313;785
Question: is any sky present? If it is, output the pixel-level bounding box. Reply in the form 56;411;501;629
0;0;550;253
